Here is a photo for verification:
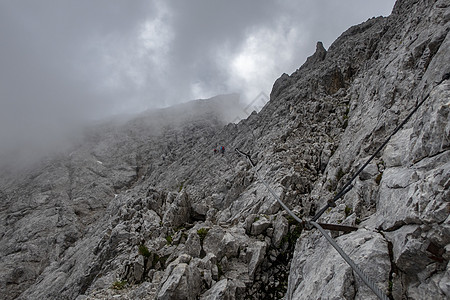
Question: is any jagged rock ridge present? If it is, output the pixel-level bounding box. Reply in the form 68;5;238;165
0;0;449;299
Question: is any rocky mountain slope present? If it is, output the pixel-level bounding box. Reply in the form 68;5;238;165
1;0;449;299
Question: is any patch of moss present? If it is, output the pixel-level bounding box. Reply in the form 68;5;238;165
178;181;184;192
138;244;151;258
197;228;209;243
111;280;127;290
152;254;169;269
375;172;383;185
165;234;173;245
342;119;348;129
285;215;299;226
152;254;160;267
288;227;302;250
327;183;333;192
344;205;352;217
217;263;224;278
335;168;345;181
281;235;289;246
174;225;186;232
290;226;302;241
355;218;361;225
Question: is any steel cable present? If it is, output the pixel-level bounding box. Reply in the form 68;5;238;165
311;75;449;222
234;73;448;299
310;221;389;300
235;148;388;300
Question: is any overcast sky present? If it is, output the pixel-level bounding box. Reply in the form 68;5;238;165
0;0;395;160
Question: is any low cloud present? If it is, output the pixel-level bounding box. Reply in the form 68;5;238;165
0;0;395;163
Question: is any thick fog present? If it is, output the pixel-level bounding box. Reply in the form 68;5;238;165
0;0;395;166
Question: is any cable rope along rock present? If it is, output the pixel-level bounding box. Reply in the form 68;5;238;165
311;73;450;222
310;221;389;300
235;148;388;300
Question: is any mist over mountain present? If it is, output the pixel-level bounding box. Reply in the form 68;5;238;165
0;93;246;174
0;0;394;169
1;0;449;299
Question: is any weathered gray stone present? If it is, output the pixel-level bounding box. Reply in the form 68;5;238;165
439;264;450;298
157;259;201;300
220;232;240;258
157;263;188;300
185;231;202;258
384;225;430;274
250;217;271;236
247;241;267;279
382;128;414;168
203;226;226;259
244;214;258;234
376;154;450;230
287;230;390;300
133;255;145;283
200;279;236;300
162;191;191;229
272;215;289;248
358;162;378;181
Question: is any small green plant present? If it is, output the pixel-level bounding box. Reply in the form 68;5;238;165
166;234;173;245
197;228;209;243
138;244;151;258
152;254;160;267
175;225;186;232
344;205;352;217
217;263;224;278
178;181;185;192
290;225;302;241
336;168;345;181
111;280;127;290
355;218;361;225
285;215;298;226
152;254;169;269
327;184;333;192
342;119;348;129
375;172;383;185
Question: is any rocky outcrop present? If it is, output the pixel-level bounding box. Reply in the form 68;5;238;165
285;0;450;299
0;0;448;299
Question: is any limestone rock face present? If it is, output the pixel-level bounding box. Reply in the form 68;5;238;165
287;230;390;300
284;1;450;299
1;1;449;300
